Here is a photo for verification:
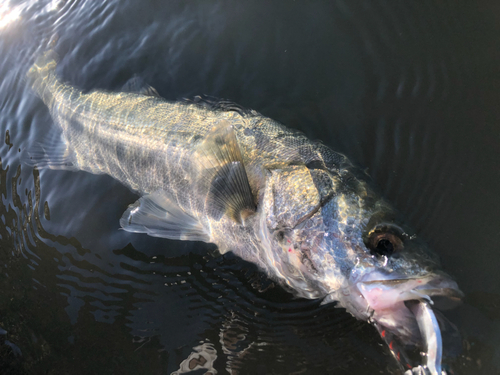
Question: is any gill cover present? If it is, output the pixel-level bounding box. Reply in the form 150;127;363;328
264;165;321;230
258;165;341;298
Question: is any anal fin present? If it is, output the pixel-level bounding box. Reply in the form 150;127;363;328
120;190;210;242
195;121;255;224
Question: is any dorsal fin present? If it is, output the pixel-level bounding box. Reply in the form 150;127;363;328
195;121;256;224
183;95;259;117
122;76;160;97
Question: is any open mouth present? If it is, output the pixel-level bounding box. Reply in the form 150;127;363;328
353;274;464;373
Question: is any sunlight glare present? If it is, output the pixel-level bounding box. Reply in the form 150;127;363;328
0;3;21;29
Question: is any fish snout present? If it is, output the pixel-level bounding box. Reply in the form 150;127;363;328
411;275;463;310
355;272;463;311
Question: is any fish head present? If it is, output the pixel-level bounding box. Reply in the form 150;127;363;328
260;165;462;353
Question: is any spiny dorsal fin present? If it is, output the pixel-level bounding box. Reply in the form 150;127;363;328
195;121;255;224
122;76;160;97
183;95;259;117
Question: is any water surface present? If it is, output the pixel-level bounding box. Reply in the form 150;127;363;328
0;1;499;374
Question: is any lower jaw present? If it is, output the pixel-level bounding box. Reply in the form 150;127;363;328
338;275;462;371
370;301;421;345
371;299;453;374
369;303;424;372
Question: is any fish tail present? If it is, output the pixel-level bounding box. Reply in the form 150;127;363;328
26;49;59;103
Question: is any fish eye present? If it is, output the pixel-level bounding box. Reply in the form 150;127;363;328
365;224;404;257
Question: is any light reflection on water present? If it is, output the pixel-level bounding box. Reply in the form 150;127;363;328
0;0;499;374
0;4;21;29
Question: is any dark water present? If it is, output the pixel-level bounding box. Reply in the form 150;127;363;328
0;1;499;374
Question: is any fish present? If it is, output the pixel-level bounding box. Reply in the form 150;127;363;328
26;49;463;373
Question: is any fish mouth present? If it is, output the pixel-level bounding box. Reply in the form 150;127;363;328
349;272;463;372
357;272;464;312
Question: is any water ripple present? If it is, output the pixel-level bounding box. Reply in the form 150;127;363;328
0;0;497;373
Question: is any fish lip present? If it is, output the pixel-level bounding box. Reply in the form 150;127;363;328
355;272;464;311
411;278;464;310
362;276;464;297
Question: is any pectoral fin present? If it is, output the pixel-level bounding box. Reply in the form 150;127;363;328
120;190;210;242
195;121;255;224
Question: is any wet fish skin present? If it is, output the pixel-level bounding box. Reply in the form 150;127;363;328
27;50;462;372
26;50;354;273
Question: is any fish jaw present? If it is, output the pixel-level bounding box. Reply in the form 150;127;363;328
337;270;462;316
356;271;463;312
334;269;463;370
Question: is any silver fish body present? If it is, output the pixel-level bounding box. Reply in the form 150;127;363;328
27;50;462;372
